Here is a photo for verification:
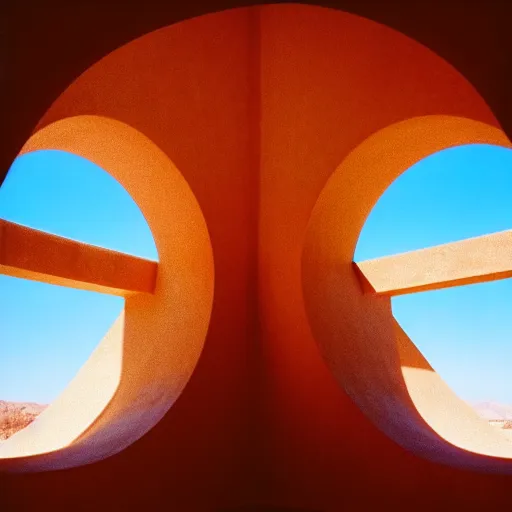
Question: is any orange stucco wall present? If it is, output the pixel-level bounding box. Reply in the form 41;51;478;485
2;4;512;510
2;8;259;509
257;6;508;508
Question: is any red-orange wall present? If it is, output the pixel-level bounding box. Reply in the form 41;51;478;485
2;8;260;510
2;5;512;510
256;6;508;509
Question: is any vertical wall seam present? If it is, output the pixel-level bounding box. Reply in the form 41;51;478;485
244;3;264;505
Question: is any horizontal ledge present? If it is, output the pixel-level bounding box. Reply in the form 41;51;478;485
0;219;158;296
355;229;512;297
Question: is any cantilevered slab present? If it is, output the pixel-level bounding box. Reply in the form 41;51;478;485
0;219;158;296
355;229;512;296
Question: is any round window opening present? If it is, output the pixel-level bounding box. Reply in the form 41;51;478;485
301;115;512;473
355;143;512;455
0;115;214;473
0;149;158;445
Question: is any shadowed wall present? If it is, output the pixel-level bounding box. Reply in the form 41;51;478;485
1;4;512;511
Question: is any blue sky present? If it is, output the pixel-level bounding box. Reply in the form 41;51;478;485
0;150;157;404
355;143;512;404
0;144;511;406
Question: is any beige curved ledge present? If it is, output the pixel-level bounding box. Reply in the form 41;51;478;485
0;312;125;459
0;219;158;296
395;319;512;461
355;229;512;297
0;115;214;473
302;114;512;473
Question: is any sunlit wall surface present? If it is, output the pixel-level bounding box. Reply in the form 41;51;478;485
0;150;157;407
355;144;512;407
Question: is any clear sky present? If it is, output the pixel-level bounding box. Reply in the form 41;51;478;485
355;143;512;404
0;150;157;404
0;144;511;406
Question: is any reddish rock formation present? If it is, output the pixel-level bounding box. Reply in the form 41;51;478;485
0;401;47;441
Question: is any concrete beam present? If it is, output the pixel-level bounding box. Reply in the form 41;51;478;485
355;230;512;296
0;219;158;296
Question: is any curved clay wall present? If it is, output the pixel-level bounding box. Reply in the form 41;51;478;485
2;5;512;510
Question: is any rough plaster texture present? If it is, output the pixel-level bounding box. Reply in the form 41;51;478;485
0;219;157;296
356;229;512;296
0;116;215;472
2;4;512;510
302;115;512;471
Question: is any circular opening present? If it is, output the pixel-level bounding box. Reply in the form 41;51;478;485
0;149;158;443
355;143;512;450
0;116;214;473
302;115;512;473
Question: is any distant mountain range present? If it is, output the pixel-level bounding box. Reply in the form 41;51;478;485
467;401;512;421
0;400;47;441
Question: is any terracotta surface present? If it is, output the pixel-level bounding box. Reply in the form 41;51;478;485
0;312;125;459
1;4;512;510
0;219;158;296
302;114;512;471
356;229;512;296
0;116;215;472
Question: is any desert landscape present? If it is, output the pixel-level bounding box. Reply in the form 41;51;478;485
0;400;47;441
2;399;512;442
469;401;512;430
